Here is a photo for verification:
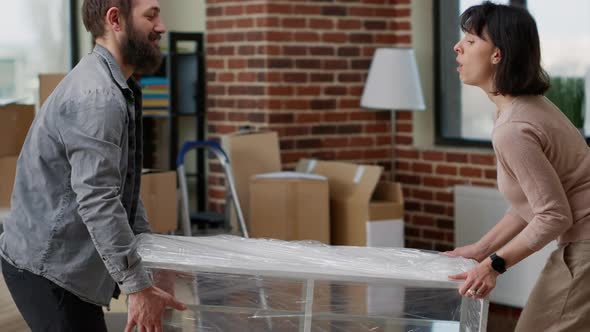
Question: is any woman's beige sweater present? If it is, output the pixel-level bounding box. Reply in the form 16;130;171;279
493;95;590;251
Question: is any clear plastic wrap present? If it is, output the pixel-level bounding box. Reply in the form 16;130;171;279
137;234;489;331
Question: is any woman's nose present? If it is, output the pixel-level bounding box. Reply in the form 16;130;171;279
453;41;461;54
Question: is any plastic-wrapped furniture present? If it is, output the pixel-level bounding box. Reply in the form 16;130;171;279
136;234;489;331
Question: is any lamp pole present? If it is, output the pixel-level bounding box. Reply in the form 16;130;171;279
360;48;426;180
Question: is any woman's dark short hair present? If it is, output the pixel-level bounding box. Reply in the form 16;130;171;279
460;1;550;96
82;0;132;40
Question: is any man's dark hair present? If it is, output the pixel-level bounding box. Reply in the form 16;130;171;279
460;1;550;96
82;0;132;40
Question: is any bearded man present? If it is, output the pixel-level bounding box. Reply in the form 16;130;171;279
0;1;186;331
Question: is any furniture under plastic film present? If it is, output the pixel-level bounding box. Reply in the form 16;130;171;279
136;234;489;331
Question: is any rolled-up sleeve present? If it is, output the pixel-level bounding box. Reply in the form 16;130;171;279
494;122;573;251
59;90;152;294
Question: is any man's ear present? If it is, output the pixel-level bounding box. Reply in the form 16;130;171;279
105;7;123;33
491;47;502;65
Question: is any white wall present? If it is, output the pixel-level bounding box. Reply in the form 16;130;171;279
160;0;206;33
159;0;206;63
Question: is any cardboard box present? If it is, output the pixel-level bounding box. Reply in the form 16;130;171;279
249;172;330;243
367;182;405;248
221;131;281;231
297;159;404;247
39;73;66;107
0;105;35;158
0;156;18;208
140;170;178;233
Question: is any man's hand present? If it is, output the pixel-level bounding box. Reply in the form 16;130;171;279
153;270;177;296
442;242;487;262
125;286;187;332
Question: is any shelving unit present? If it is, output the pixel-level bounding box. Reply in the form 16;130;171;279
142;32;206;214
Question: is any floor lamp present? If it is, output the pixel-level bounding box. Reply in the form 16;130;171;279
360;48;426;178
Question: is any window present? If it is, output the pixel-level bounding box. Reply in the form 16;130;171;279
435;0;588;146
527;0;590;135
0;59;17;99
0;0;72;104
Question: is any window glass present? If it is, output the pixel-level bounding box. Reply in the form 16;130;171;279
436;0;590;144
0;1;70;104
527;0;590;134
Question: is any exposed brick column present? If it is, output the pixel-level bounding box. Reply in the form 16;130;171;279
206;0;412;212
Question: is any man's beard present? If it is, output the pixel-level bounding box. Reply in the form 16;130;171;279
121;20;162;74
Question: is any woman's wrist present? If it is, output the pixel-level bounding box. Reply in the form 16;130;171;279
474;241;491;261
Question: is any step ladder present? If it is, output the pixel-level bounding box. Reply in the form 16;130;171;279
176;140;249;238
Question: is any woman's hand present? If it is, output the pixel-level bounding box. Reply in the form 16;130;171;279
448;260;500;299
442;242;487;262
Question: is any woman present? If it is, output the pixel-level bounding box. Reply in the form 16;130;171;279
445;2;590;331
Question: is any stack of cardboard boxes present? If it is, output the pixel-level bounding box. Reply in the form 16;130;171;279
0;104;35;212
222;131;332;243
222;130;405;248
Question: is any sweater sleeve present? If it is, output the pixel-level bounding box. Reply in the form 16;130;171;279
493;122;572;251
506;206;528;227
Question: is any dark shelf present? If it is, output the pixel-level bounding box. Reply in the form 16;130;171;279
143;32;206;212
143;113;171;119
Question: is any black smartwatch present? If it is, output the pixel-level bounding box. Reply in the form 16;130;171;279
490;253;507;274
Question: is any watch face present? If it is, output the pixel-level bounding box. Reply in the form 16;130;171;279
491;254;506;273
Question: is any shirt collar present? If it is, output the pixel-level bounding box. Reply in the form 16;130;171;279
92;44;130;91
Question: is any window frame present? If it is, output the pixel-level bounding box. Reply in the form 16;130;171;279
433;0;526;148
70;0;80;67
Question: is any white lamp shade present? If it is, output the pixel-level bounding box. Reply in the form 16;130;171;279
360;48;425;111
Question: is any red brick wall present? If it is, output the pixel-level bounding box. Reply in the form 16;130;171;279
205;0;499;251
396;145;497;251
205;0;411;207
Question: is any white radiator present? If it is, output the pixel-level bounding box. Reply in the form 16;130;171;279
454;185;557;308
